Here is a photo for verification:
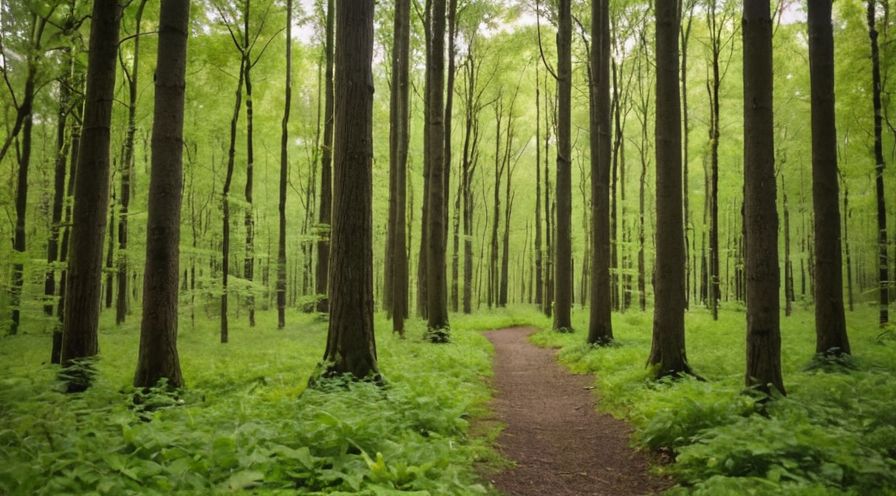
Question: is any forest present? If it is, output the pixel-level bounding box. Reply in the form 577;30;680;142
0;0;895;494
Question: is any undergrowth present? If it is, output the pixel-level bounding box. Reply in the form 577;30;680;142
0;309;508;495
530;303;896;495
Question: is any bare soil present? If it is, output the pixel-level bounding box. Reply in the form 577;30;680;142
484;327;671;496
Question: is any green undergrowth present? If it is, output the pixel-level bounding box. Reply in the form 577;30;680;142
0;309;504;495
530;304;896;495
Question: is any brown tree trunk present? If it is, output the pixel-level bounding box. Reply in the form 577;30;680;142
588;0;612;345
46;52;72;319
385;0;410;334
117;0;148;326
534;65;544;308
554;0;573;331
277;0;293;329
320;0;379;379
60;0;122;391
316;0;335;314
461;47;481;315
243;6;256;328
648;0;690;377
221;56;246;344
808;0;850;355
426;0;450;340
868;0;890;326
134;0;189;389
743;0;784;395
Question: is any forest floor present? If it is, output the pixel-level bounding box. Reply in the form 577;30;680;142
485;327;669;496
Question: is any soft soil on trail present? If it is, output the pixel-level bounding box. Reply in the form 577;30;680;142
484;327;670;496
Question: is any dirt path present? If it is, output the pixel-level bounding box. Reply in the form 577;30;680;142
484;327;669;496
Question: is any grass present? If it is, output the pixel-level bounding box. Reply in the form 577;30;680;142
0;307;518;495
528;302;896;495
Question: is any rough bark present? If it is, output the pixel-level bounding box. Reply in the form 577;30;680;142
648;0;690;377
134;0;189;389
743;0;784;395
588;0;613;345
554;0;573;331
868;0;890;326
809;0;850;355
60;0;122;391
320;0;379;379
316;0;335;314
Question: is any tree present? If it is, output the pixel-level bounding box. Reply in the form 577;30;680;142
116;0;149;326
588;0;612;345
743;0;784;395
385;0;410;334
426;0;450;340
808;0;849;356
867;0;890;326
554;0;573;331
134;0;190;389
277;0;293;329
648;0;690;378
319;0;378;379
316;0;334;314
60;0;122;391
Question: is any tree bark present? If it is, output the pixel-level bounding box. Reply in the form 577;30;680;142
554;0;573;331
743;0;784;395
60;0;122;391
588;0;612;345
320;0;379;379
868;0;890;326
221;55;246;344
243;4;256;328
648;0;690;377
808;0;850;355
277;0;293;329
316;0;335;314
134;0;189;389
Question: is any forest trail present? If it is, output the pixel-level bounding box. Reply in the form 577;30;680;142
484;327;669;496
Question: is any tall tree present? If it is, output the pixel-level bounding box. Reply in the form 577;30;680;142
554;0;573;331
116;0;149;326
588;0;613;345
385;0;410;334
60;0;122;391
808;0;849;355
134;0;189;389
743;0;784;395
868;0;890;326
316;0;335;313
319;0;378;379
277;0;293;329
534;63;544;309
426;0;450;340
648;0;690;377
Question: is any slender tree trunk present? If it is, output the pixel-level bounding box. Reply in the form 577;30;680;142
319;0;379;379
105;197;116;310
868;0;890;326
743;0;784;394
783;175;794;316
277;0;293;329
588;0;613;344
554;0;573;331
46;55;72;318
534;65;543;308
809;0;850;355
134;0;189;389
243;5;257;328
681;2;695;309
386;0;410;334
60;0;122;391
316;0;335;313
649;0;690;377
844;180;854;312
117;0;148;326
221;57;246;344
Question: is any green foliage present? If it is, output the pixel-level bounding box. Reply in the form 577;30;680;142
0;310;500;495
532;305;896;495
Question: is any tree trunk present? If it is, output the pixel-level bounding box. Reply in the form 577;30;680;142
426;0;450;340
808;0;849;355
554;0;573;331
648;0;690;377
320;0;379;379
60;0;122;391
316;0;335;314
588;0;613;345
743;0;784;395
221;56;246;344
243;6;257;328
534;65;543;308
277;0;293;329
46;53;72;319
134;0;189;389
386;0;410;334
868;0;890;326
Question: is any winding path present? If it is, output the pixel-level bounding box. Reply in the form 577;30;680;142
485;327;669;496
